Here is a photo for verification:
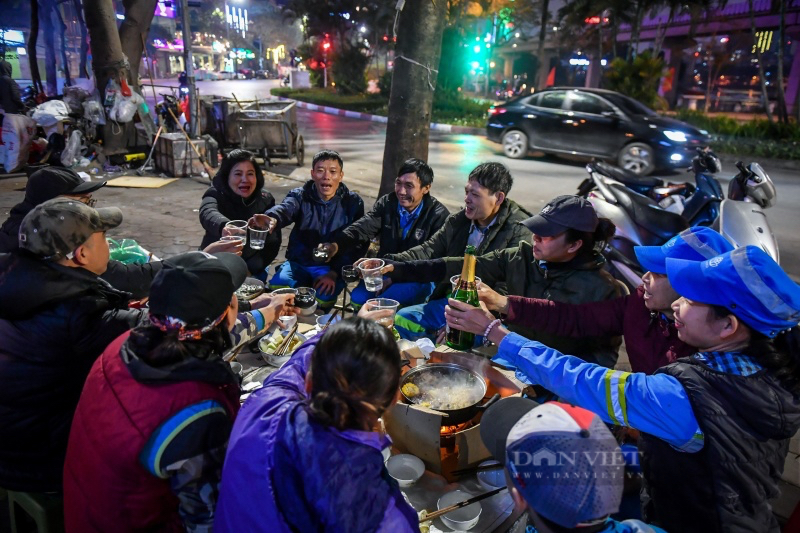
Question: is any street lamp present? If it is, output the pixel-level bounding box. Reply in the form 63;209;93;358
322;36;331;88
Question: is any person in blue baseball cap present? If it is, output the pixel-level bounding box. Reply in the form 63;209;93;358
451;226;734;374
443;243;800;532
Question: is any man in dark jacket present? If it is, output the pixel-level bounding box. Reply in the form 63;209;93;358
0;166;161;298
385;162;531;340
253;149;365;310
322;158;449;308
0;58;23;116
199;149;281;279
390;195;623;367
0;198;146;492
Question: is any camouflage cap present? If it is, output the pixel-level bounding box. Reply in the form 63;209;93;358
19;197;123;260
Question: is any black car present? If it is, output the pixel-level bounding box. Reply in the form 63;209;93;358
486;87;709;175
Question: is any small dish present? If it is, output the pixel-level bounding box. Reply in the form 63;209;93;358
315;313;343;329
259;331;308;367
437;490;481;531
385;454;425;487
229;362;243;376
476;460;505;492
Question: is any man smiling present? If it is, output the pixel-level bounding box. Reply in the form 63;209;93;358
322;158;450;308
255;150;365;310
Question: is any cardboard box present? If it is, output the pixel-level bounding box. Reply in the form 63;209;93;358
384;350;522;478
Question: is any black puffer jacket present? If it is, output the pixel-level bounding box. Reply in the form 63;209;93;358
334;193;450;257
0;60;23;115
199;169;281;276
0;201;162;298
0;251;146;491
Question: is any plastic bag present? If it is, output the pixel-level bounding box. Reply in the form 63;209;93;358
107;238;151;264
61;130;83;167
1;114;37;172
63;86;91;113
31;100;70;127
109;90;143;123
83;98;106;125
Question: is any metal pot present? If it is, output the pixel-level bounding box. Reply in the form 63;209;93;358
400;363;501;425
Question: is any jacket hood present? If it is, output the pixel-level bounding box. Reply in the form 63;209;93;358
211;163;266;205
120;335;239;386
0;252;127;319
302;179;350;204
0;61;12;77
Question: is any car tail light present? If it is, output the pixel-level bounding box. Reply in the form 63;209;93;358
487;107;507;116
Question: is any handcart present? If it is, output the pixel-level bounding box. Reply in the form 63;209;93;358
223;100;304;167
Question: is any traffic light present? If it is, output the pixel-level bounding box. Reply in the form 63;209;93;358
322;41;331;51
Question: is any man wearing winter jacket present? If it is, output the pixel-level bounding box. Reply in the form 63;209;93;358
0;166;161;298
253;149;365;310
321;158;450;308
0;198;146;492
381;162;532;340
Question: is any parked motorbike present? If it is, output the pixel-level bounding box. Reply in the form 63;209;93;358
155;93;184;133
579;148;724;226
578;154;778;289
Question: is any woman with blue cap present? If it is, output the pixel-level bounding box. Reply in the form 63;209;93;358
445;245;800;532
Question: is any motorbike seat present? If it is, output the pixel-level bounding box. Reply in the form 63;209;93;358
592;160;663;189
607;183;689;242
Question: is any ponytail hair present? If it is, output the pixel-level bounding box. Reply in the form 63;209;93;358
307;317;401;431
749;326;800;394
127;322;232;367
565;217;616;256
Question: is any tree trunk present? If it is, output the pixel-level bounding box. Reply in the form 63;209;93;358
775;0;789;123
748;0;772;122
119;0;158;92
73;0;90;78
535;0;549;90
83;0;131;154
28;0;45;95
41;0;58;95
379;0;447;198
55;4;73;86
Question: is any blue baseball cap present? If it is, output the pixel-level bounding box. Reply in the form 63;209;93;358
666;246;800;337
634;226;734;275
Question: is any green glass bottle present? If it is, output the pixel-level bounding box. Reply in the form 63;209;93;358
446;245;479;350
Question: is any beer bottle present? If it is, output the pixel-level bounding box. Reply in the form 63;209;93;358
446;245;479;350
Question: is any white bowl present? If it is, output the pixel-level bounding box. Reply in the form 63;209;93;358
259;331;307;367
437;490;481;531
385;454;425;487
229;362;243;376
476;460;505;492
315;313;343;329
299;301;318;316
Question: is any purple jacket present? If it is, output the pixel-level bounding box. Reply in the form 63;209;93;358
214;335;419;533
505;286;693;375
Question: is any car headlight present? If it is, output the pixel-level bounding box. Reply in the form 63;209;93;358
663;130;688;142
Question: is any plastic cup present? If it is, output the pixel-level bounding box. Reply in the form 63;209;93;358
365;298;400;330
341;265;359;284
221;235;246;246
358;259;385;293
224;220;248;239
249;225;268;250
449;274;482;294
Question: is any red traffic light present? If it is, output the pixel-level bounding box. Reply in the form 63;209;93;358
322;41;331;51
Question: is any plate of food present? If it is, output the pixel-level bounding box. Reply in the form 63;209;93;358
258;329;307;367
235;277;265;301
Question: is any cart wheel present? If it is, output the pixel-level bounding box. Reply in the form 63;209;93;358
296;135;305;167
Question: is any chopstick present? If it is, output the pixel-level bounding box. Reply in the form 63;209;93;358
275;323;300;356
450;462;504;477
321;308;340;331
419;487;507;523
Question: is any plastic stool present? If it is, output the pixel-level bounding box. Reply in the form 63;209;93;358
6;490;64;533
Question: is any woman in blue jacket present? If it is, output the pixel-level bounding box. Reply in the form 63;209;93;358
445;246;800;533
214;317;419;532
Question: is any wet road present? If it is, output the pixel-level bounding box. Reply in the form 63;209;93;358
164;78;800;278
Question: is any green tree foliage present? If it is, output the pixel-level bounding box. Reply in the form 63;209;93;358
331;44;369;94
604;51;666;109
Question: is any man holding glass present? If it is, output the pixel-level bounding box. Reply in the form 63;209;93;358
319;158;450;309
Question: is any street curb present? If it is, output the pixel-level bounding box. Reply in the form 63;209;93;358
281;98;485;136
